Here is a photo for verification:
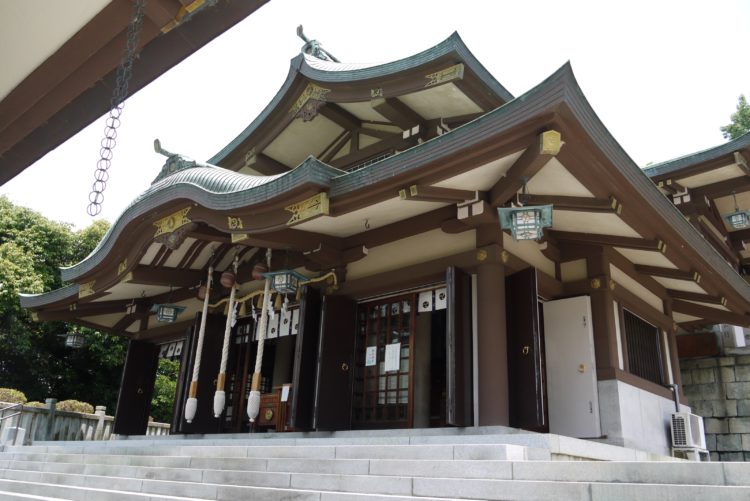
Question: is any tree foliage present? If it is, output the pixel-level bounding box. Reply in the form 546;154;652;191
150;358;180;423
721;94;750;140
0;197;127;412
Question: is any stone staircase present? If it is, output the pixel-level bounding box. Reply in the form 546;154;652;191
0;428;747;500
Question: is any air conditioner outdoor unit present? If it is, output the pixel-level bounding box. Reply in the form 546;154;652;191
671;412;706;450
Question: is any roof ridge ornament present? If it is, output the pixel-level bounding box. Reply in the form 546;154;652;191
152;139;204;184
297;25;339;62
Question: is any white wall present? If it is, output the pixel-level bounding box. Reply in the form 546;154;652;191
597;379;690;456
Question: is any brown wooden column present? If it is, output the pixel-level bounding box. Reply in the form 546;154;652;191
586;250;619;374
663;299;685;395
476;224;509;425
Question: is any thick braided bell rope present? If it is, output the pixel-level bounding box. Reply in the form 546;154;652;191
254;249;272;374
185;265;213;422
219;257;239;376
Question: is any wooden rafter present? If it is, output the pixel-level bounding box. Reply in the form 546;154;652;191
399;185;475;203
667;289;726;306
370;97;423;130
691;176;750;199
521;194;622;213
246;153;289;175
634;265;701;282
672;299;750;326
549;231;666;252
489;130;563;207
319;103;360;131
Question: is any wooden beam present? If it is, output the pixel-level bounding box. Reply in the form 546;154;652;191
246;153;289;175
489;130;563;206
329;133;418;170
319;103;360;131
550;231;666;252
729;228;750;245
370;97;423;130
236;228;341;252
634;265;700;282
656;179;686;195
399;185;475;203
667;289;726;306
123;266;205;288
521;194;622;213
672;299;750;326
696;219;739;266
322;131;352;164
691;176;750;199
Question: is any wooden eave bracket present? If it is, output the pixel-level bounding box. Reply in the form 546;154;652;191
399;185;476;204
489;130;563;207
519;194;622;214
656;179;687;196
735;151;750;176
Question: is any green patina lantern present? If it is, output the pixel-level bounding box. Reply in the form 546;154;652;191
723;191;750;230
724;209;750;230
152;303;186;323
264;270;308;294
498;204;553;241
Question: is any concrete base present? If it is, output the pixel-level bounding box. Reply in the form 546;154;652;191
597;379;689;456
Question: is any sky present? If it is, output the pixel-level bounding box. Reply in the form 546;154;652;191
3;0;750;229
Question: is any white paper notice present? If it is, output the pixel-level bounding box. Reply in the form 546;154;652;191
365;346;377;366
280;384;290;402
384;342;401;372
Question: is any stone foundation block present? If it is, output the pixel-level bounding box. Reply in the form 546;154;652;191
720;452;745;462
729;417;750;433
717;434;742;451
704;418;729;434
725;382;750;400
721;367;737;382
738;400;750;416
720;357;737;366
692;368;716;384
735;365;750;381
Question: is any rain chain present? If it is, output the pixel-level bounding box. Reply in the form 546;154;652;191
87;0;146;216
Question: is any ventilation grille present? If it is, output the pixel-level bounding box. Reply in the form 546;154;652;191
671;414;688;446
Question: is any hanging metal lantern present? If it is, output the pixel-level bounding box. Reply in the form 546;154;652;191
65;332;86;349
498;205;553;241
724;209;750;230
152;303;186;323
220;270;236;288
722;191;750;230
263;270;308;294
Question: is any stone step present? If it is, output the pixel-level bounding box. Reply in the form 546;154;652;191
0;443;530;461
6;452;750;486
2;468;749;501
0;476;481;501
0;478;212;500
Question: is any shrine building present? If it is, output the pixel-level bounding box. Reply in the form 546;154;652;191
21;32;750;457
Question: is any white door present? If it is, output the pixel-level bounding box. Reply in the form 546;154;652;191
543;295;601;438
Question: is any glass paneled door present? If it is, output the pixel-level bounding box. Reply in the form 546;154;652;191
352;294;415;428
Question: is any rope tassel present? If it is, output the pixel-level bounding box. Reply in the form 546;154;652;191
185;265;213;423
248;248;272;423
214;256;239;418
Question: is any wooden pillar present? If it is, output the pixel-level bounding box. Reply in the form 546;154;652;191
663;299;685;395
586;250;619;373
475;224;509;425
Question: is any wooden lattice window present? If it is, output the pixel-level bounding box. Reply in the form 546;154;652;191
623;309;663;385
